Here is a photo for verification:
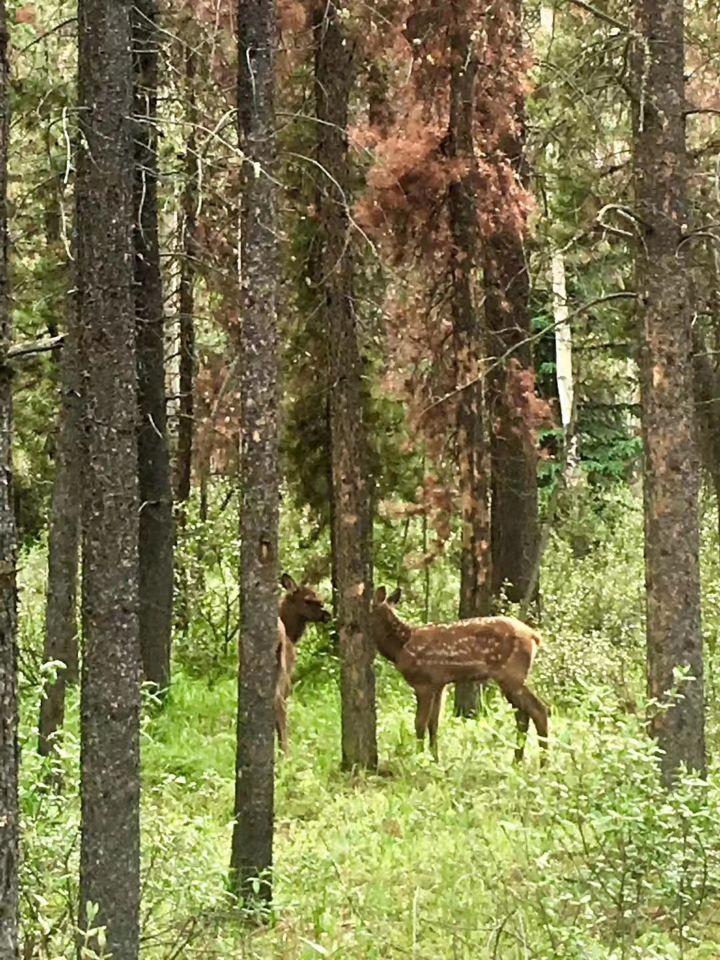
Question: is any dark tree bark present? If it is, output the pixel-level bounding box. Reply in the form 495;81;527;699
230;0;280;903
446;3;491;719
0;4;19;953
176;46;197;507
39;134;82;760
694;240;720;550
77;0;141;954
367;62;393;135
692;328;720;526
316;2;378;770
484;0;539;606
176;49;198;503
174;44;198;640
633;0;705;784
692;328;720;584
485;258;539;603
133;0;174;694
38;321;81;759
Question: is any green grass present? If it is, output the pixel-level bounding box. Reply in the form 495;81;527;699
21;662;720;960
17;490;720;958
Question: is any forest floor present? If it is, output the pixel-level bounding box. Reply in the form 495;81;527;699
17;494;720;959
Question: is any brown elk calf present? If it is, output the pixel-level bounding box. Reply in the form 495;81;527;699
371;587;549;763
275;573;331;753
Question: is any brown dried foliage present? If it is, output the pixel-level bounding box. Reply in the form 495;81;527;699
357;0;542;524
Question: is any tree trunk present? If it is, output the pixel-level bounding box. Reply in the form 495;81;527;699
485;0;539;606
77;0;141;954
633;0;705;784
316;2;378;770
174;44;198;640
0;4;19;952
539;3;554;35
176;46;197;508
551;249;580;480
368;62;393;135
133;0;174;695
38;320;81;759
446;3;491;719
39;54;82;763
230;0;280;903
692;329;720;545
702;235;720;554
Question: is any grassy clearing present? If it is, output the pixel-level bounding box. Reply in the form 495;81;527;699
21;667;720;959
17;492;720;958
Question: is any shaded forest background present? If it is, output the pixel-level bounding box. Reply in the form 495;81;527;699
2;0;720;957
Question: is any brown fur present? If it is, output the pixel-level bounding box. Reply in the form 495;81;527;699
275;574;331;753
371;588;549;763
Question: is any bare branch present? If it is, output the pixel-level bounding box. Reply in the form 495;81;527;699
7;334;65;362
418;292;637;420
685;108;720;118
566;0;629;32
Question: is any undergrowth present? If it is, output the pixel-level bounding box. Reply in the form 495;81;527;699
16;486;720;958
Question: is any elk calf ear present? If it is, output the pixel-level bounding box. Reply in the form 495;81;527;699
374;586;387;604
388;587;402;604
280;573;298;591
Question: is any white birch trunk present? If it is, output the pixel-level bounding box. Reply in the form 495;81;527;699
552;249;580;481
540;4;555;35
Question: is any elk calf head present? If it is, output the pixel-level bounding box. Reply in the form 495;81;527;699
280;573;331;642
275;573;331;754
370;586;407;662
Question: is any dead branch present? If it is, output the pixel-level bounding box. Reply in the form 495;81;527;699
7;334;65;362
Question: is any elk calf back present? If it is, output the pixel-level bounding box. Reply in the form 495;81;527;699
399;616;540;690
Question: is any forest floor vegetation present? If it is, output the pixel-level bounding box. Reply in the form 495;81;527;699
16;489;720;959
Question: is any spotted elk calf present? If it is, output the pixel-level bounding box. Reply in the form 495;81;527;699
276;573;331;753
370;587;549;763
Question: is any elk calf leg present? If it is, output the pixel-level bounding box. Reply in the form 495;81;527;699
503;684;549;764
427;688;444;761
275;699;289;754
414;687;434;752
512;706;530;764
519;685;549;764
500;687;530;762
